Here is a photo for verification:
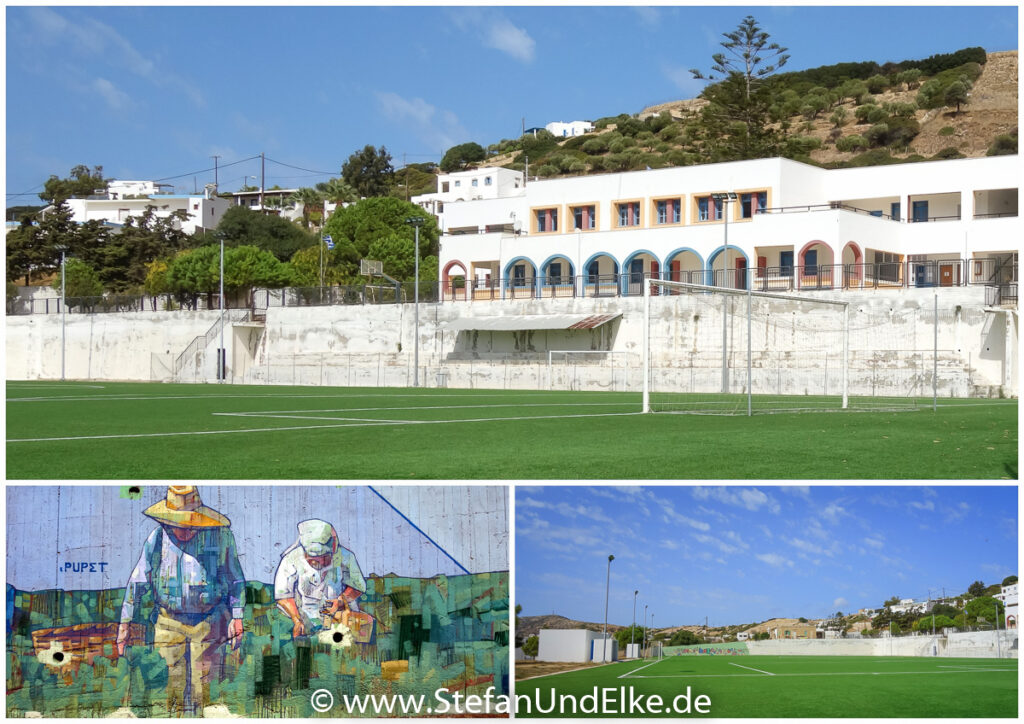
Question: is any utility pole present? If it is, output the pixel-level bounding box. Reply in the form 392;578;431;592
211;155;220;188
260;152;265;212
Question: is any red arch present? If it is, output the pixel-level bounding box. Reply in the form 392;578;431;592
842;241;863;264
442;260;469;300
798;240;834;264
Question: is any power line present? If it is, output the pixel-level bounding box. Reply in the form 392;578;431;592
153;154;261;182
263;156;337;176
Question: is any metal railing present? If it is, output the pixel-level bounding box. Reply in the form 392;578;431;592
8;257;1017;317
986;284;1018;307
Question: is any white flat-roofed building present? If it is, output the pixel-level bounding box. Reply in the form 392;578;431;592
537;629;617;662
58;182;231;235
436;155;1017;302
995;582;1018;629
412;167;524;219
546;120;594;137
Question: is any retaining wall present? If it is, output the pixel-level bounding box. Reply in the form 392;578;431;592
746;630;1017;658
6;287;1017;397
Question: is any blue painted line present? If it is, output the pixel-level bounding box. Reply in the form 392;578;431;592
367;486;471;575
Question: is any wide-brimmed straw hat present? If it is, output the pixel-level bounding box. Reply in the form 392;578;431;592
144;486;230;528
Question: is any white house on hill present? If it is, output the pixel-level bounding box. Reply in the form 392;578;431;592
56;180;231;235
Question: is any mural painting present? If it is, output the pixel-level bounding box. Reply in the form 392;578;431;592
6;485;509;717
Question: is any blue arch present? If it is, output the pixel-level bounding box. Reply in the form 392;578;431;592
621;249;662;293
539;254;576;278
503;256;538;298
664;247;705;269
582;252;620;278
706;246;750;287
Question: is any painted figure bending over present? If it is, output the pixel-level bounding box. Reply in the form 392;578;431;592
274;519;366;639
116;486;245;715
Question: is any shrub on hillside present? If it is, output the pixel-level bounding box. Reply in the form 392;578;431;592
987;132;1018;156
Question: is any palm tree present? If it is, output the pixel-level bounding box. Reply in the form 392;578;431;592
288;187;326;230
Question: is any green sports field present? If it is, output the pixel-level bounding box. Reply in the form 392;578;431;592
5;381;1017;479
515;655;1018;718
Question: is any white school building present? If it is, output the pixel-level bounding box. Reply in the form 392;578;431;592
7;156;1019;399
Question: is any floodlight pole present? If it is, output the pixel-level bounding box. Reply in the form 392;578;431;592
933;290;938;411
60;248;67;381
995;603;1002;658
219;235;225;383
602;554;614;663
712;192;737;394
405;217;425;387
643;604;648;659
642;276;651;412
631;590;639;650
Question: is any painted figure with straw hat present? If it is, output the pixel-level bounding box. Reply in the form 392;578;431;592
116;486;245;716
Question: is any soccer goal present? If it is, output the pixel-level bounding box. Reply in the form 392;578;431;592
641;278;921;415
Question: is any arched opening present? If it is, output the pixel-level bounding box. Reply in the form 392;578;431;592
664;248;705;288
798;241;836;289
583;253;620;298
442;260;469;300
622;250;661;295
503;257;538;299
841;242;863;289
539;255;576;298
707;246;750;290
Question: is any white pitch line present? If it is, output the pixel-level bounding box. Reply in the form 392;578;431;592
6;391;620;403
631;668;1017;679
7;410;642;444
214;402;636;417
617;660;663;679
729;662;776;675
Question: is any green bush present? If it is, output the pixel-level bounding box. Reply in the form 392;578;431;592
932;147;965;160
987;133;1018;156
581;137;609;155
938;126;956;136
866;74;890;93
658;124;682;142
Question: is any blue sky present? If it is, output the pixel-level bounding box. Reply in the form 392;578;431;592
515;485;1018;627
5;5;1018;202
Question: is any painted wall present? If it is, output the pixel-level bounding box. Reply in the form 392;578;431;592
746;631;1017;658
6;485;509;718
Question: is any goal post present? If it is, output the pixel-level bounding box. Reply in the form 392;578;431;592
643;277;851;415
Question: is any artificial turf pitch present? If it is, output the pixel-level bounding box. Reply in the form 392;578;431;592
514;655;1018;718
5;381;1017;479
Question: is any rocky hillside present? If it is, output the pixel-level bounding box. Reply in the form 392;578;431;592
484;51;1016;176
518;615;625;640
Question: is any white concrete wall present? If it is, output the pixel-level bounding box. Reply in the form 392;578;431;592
747;630;1017;658
538;629;601;663
592;637;618;662
7;288;1016;397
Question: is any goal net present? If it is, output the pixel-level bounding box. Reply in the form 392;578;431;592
642;279;920;415
547;350;630;391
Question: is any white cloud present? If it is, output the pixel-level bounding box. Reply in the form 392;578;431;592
485;17;536;63
449;9;536;64
663;65;706;99
820;502;847;524
755;552;793;568
863;536;885;549
663;507;711;532
93;78;131;111
518;496;614;524
785;537;827;556
692;533;741;555
633;7;661;29
692;486;780;513
833;597;848;608
374;91;470;152
660;539;680;550
909;500;935;512
24;7;203;107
